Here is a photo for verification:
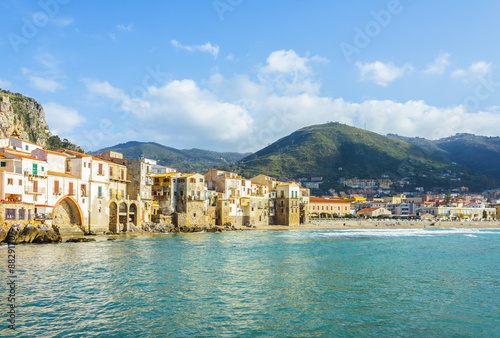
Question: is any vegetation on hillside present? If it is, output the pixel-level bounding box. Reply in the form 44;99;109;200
92;141;249;173
389;133;500;179
225;122;498;192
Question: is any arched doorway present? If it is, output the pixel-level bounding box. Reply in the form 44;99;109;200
52;196;84;235
109;202;118;232
119;202;128;225
129;203;138;225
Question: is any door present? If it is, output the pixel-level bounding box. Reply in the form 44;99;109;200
32;163;38;175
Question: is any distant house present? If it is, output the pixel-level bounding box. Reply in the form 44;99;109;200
309;197;351;218
356;207;392;218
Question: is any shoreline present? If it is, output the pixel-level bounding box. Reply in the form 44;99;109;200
59;220;500;241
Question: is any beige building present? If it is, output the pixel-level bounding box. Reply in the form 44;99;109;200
309;197;351;218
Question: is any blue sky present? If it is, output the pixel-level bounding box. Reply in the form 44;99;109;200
1;0;500;153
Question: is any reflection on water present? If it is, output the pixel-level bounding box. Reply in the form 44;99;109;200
1;229;499;337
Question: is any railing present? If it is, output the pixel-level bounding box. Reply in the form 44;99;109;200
24;169;47;177
81;190;88;197
68;189;76;196
25;187;46;194
53;188;62;195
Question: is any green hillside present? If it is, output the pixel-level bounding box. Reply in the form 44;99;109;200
93;141;249;173
225;123;496;192
389;133;500;179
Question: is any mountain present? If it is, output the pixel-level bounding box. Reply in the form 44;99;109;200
388;133;500;179
92;141;250;173
0;89;83;152
224;122;497;192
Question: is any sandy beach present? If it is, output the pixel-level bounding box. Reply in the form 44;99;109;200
247;220;500;231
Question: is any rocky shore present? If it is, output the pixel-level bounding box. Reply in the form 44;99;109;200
0;224;62;244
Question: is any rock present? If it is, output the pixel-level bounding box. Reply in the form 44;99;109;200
5;224;22;244
84;230;97;236
0;227;7;242
66;237;96;243
18;224;39;243
107;238;117;241
32;228;62;244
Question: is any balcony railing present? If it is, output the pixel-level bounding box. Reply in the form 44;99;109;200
24;169;47;177
25;187;46;194
53;188;62;195
68;189;76;196
81;190;88;197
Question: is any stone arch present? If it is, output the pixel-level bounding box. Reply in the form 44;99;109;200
52;195;84;234
109;202;118;233
129;203;138;226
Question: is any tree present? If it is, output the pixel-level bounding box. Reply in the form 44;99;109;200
483;210;488;219
444;192;452;205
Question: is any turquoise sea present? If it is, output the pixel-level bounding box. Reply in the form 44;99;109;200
2;228;499;337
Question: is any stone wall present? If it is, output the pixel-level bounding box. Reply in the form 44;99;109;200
0;202;37;230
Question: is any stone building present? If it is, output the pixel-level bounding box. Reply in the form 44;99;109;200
274;182;301;226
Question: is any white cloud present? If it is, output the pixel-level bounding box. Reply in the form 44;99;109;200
29;75;64;92
0;78;11;88
51;17;75;27
356;61;413;86
451;61;492;80
170;40;219;58
117;24;133;31
85;78;253;147
43;102;85;135
82;49;500;152
424;53;450;75
261;50;311;74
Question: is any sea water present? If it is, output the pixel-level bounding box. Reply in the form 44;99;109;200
1;228;499;337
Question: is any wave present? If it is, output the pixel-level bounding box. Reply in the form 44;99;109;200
276;228;500;238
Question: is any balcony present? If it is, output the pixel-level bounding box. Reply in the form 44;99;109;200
146;177;154;185
25;187;46;195
68;189;77;196
81;190;88;197
53;188;62;195
24;169;47;177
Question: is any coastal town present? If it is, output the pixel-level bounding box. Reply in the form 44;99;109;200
0;133;499;237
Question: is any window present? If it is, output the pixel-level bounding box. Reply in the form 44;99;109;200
98;186;102;197
6;209;15;220
18;209;26;220
110;167;113;176
69;182;74;195
12;146;16;150
25;145;29;151
281;191;284;198
190;178;195;183
84;162;86;168
121;170;124;180
28;209;32;220
81;184;87;196
0;161;5;167
200;178;203;183
19;179;22;185
41;166;44;171
7;178;13;185
98;163;103;175
54;180;60;194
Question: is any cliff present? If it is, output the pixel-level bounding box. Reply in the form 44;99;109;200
0;89;83;152
0;90;51;146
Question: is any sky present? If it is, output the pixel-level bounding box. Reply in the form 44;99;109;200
1;0;500;153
